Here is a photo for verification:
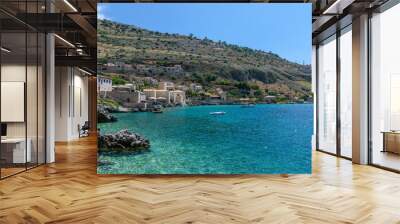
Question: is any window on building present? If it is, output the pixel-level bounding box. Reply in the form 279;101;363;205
317;35;337;154
370;3;400;171
339;26;352;158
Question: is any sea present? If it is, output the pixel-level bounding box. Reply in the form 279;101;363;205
98;104;313;174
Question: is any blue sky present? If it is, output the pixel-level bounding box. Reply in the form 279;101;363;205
98;3;311;64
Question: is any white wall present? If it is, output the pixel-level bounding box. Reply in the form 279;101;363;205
55;67;89;141
55;66;70;141
1;64;26;138
72;72;89;138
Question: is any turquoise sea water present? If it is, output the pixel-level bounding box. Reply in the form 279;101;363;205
98;104;313;174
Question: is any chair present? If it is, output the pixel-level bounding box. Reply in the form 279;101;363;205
78;121;90;138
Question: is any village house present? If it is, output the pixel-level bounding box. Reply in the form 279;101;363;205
190;83;203;91
142;77;159;86
264;95;277;103
159;81;175;91
170;90;186;105
133;91;146;103
97;75;112;97
176;85;189;91
143;81;187;105
143;89;171;103
105;62;116;67
109;83;146;107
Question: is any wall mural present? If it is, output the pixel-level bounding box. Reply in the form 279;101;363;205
97;3;313;174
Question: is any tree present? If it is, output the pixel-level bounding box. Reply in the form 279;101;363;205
254;89;264;97
205;74;217;83
112;76;127;85
98;58;107;65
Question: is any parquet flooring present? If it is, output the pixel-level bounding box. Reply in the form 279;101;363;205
1;135;400;223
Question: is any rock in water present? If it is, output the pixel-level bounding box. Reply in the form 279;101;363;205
98;129;150;152
97;106;118;123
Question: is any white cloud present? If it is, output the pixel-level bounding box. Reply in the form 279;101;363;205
98;5;109;20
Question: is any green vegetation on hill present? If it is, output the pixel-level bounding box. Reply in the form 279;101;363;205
97;19;312;102
98;98;120;109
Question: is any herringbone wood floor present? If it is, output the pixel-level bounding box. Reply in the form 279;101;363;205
1;136;400;224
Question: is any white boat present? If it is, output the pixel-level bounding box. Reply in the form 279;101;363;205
210;111;226;115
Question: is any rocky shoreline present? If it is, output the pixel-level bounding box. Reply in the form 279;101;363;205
99;101;313;114
97;106;118;123
98;129;150;152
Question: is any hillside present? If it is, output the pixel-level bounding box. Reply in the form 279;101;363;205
97;19;312;102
